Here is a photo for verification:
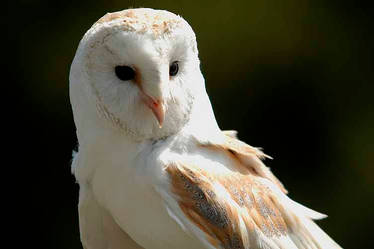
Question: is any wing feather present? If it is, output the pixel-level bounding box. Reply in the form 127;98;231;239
200;134;287;194
161;132;341;249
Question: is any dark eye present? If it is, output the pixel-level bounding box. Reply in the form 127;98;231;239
169;61;179;76
115;65;135;81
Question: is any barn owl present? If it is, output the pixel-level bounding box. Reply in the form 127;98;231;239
70;8;341;249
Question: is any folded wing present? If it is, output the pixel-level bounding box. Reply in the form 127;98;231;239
161;132;341;249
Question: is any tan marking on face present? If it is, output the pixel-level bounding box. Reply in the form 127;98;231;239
166;163;288;249
96;9;182;35
133;66;142;88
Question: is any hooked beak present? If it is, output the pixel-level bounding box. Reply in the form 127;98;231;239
141;92;165;128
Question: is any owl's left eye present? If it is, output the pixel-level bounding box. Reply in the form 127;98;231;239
169;61;179;76
115;65;135;81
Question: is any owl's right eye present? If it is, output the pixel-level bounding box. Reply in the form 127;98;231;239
115;66;136;81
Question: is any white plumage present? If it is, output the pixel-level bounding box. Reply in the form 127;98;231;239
70;8;341;249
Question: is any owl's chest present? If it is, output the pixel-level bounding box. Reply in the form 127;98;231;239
89;143;202;249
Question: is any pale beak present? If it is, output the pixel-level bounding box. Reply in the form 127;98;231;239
141;92;165;128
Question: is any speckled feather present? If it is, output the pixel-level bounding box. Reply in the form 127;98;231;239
164;133;301;249
161;132;342;249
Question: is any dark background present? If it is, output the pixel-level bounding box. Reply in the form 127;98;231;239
9;0;373;248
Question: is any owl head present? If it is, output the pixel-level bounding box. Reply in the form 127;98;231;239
70;8;212;142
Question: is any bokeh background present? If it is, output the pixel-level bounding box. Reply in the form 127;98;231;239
10;0;373;248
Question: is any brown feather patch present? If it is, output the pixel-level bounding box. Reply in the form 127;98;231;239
166;164;245;249
166;163;288;249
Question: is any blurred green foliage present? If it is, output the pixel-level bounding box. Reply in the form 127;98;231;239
10;0;373;248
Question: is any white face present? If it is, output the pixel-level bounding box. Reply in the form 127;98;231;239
75;13;203;141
